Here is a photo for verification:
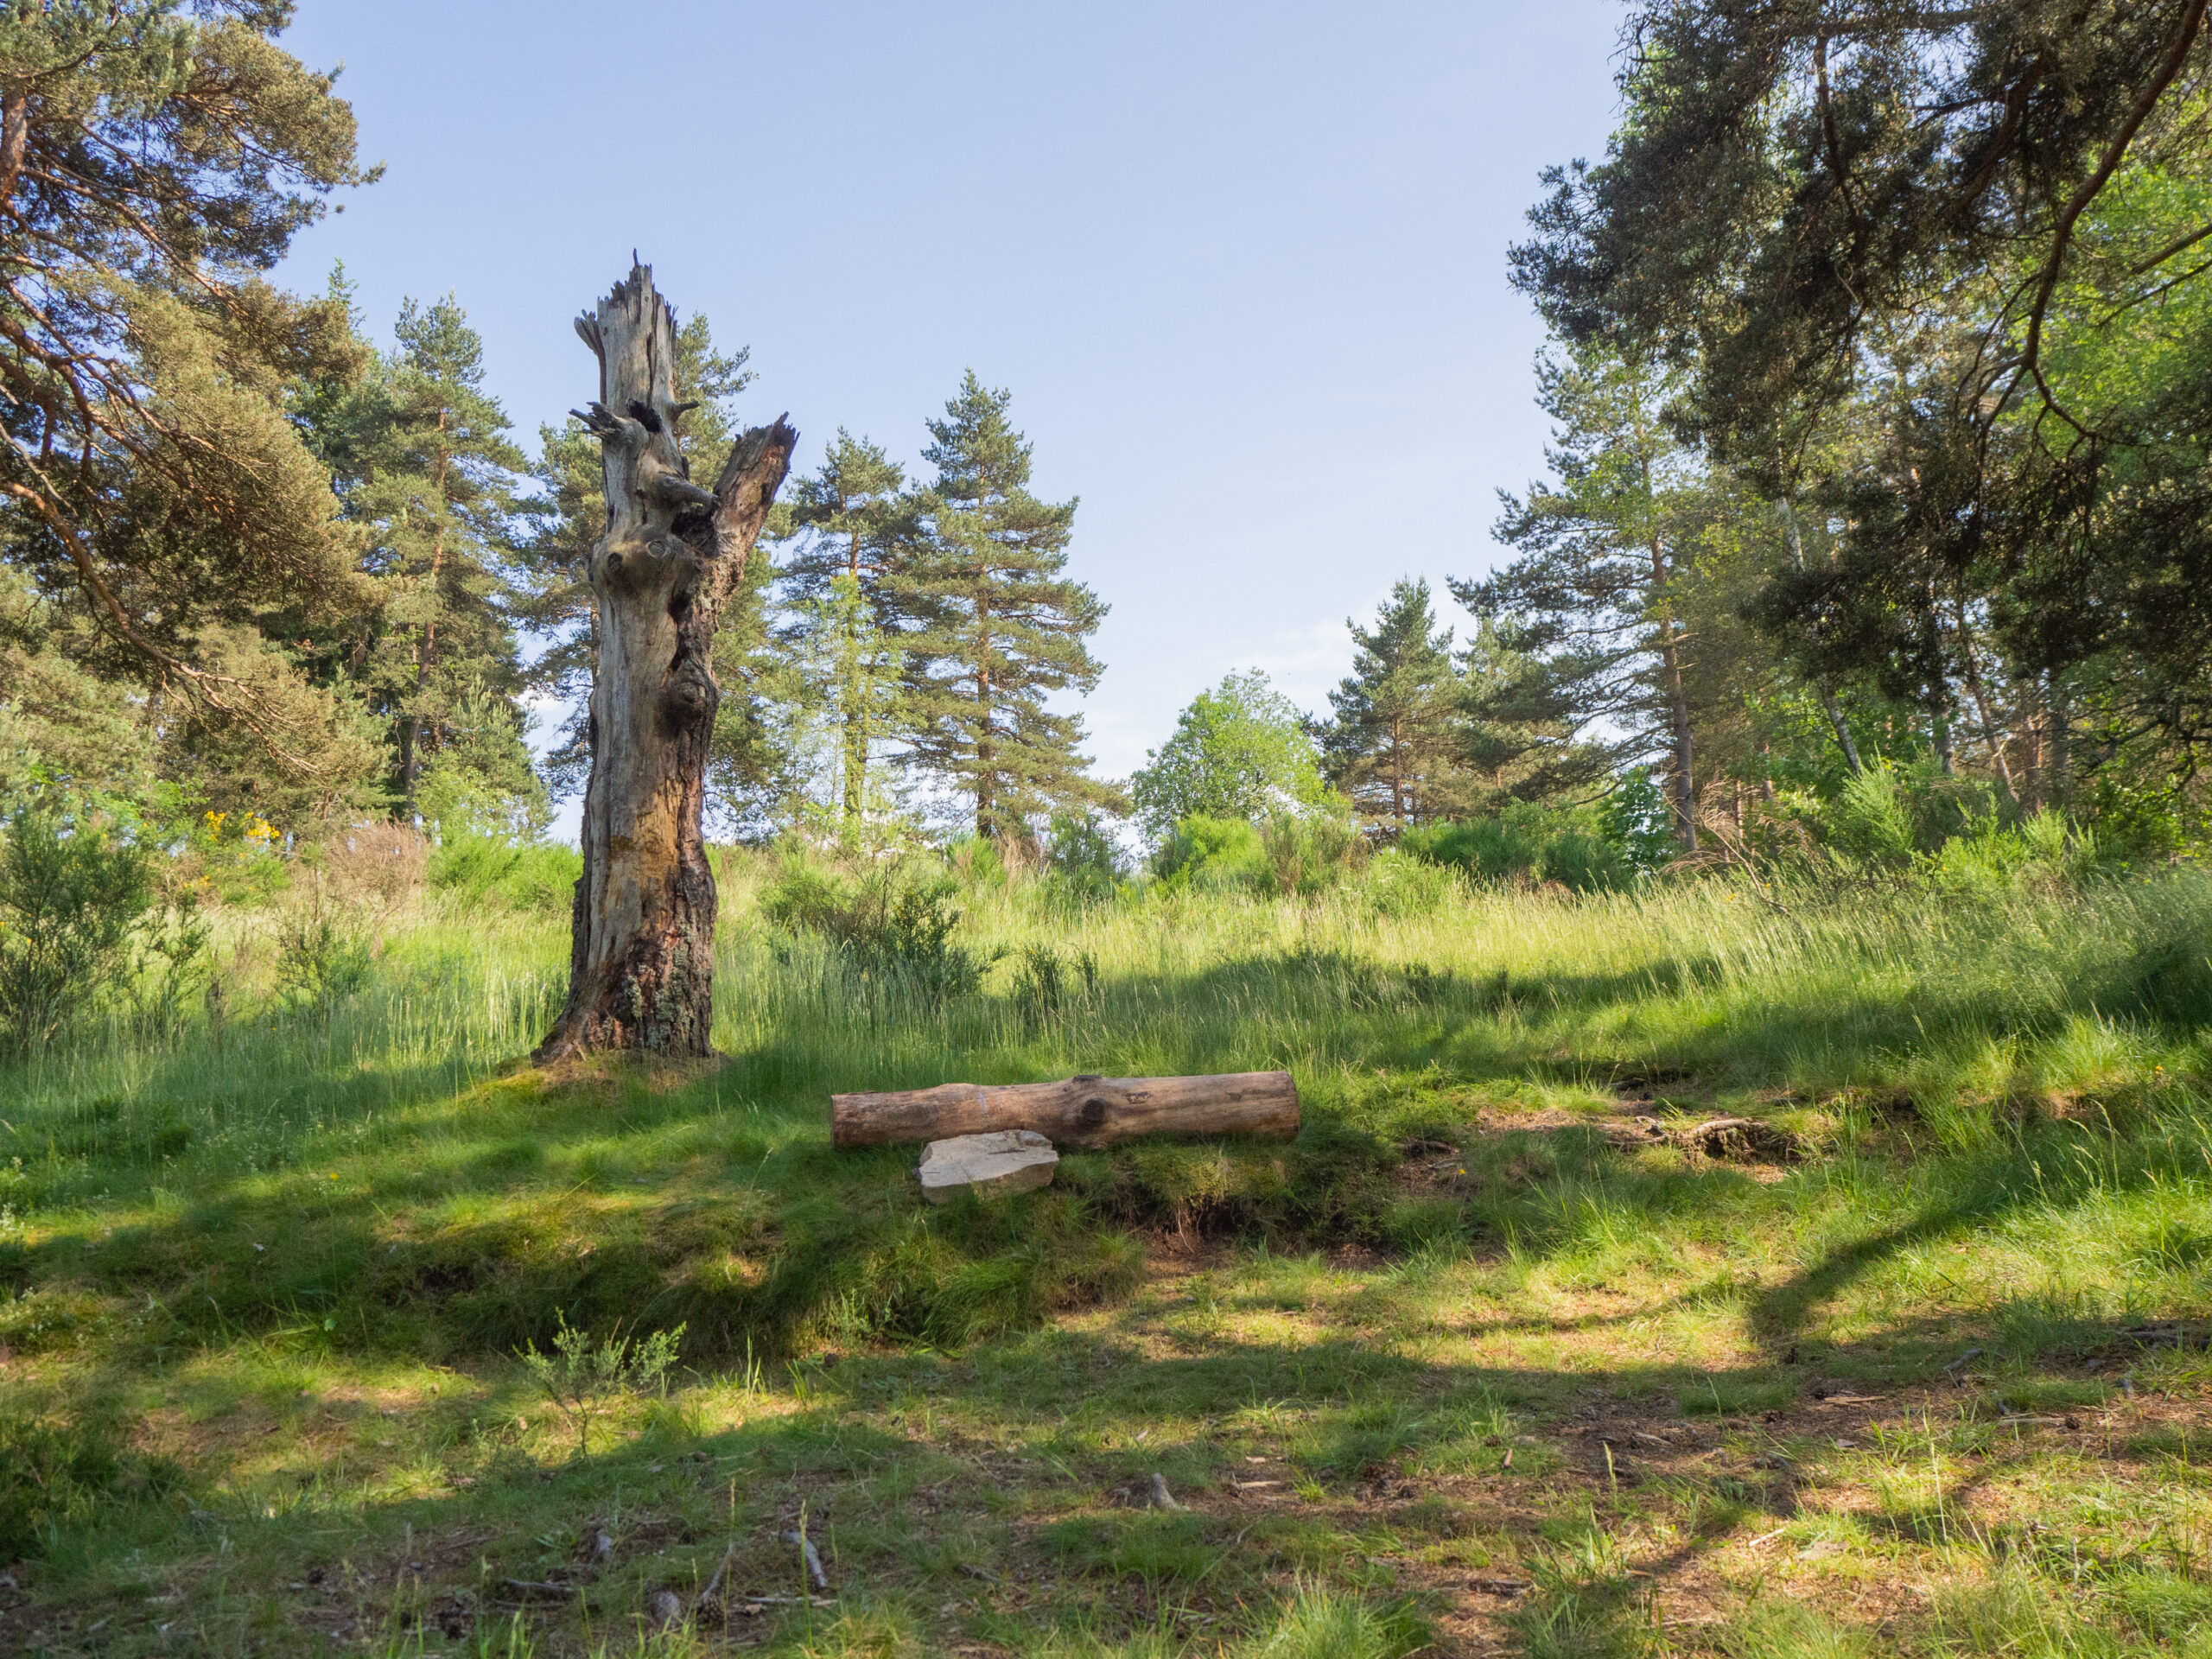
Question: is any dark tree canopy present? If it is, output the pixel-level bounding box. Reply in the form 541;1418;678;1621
1515;0;2212;781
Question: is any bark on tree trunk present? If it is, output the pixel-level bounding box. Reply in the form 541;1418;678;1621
536;263;797;1062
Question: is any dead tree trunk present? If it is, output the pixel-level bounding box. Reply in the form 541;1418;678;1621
536;263;796;1062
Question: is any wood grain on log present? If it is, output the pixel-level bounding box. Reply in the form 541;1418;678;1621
832;1071;1300;1149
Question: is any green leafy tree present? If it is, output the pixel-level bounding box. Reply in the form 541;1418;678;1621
894;373;1117;839
1130;669;1325;842
1321;578;1466;833
1514;0;2212;805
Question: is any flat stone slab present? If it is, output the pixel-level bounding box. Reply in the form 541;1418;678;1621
918;1129;1058;1204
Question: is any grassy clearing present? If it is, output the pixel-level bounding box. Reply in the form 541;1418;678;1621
2;857;2210;1655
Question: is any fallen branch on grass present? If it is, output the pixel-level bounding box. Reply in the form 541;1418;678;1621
501;1580;582;1600
832;1071;1300;1149
781;1529;830;1590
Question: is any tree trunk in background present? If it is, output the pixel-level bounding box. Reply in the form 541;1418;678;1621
536;263;796;1062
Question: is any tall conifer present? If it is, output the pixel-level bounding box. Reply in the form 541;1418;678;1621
1458;343;1705;847
348;296;531;823
895;374;1116;840
1321;578;1465;832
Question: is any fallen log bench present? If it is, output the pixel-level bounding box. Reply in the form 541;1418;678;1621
832;1071;1300;1150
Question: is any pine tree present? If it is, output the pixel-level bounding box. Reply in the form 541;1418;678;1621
1456;343;1706;847
1321;578;1465;832
776;431;917;826
346;296;533;825
894;373;1116;840
0;1;372;784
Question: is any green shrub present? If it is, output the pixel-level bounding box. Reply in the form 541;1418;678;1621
273;891;373;1018
1258;810;1366;894
427;830;582;912
760;856;995;1008
1356;849;1457;915
1401;804;1631;893
1154;814;1270;888
1042;809;1124;900
518;1312;686;1458
0;802;154;1051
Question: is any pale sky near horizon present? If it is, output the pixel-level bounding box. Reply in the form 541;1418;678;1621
272;1;1626;841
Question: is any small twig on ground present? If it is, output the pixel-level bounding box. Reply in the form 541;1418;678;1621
697;1545;737;1611
781;1529;830;1590
502;1580;582;1600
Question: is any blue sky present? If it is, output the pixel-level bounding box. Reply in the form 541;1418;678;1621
273;1;1624;836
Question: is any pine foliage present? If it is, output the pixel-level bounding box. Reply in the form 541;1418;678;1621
893;373;1117;840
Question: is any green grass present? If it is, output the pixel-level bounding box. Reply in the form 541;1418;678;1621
0;856;2209;1654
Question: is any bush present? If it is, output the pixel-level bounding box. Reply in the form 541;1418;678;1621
1258;810;1367;894
1042;809;1124;900
760;856;995;1008
125;904;210;1044
273;886;374;1017
1356;849;1458;916
0;802;154;1051
427;830;582;913
1154;815;1269;888
321;821;429;907
1401;804;1632;893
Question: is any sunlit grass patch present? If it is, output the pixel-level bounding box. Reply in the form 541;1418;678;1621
3;862;2212;1652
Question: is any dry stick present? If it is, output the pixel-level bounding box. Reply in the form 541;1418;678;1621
696;1545;737;1611
782;1529;830;1591
501;1580;582;1600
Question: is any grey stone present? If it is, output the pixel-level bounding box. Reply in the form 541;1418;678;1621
918;1130;1058;1204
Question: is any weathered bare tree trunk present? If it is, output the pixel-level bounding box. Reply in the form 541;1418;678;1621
536;263;796;1062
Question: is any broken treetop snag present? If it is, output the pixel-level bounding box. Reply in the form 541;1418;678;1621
534;262;797;1064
